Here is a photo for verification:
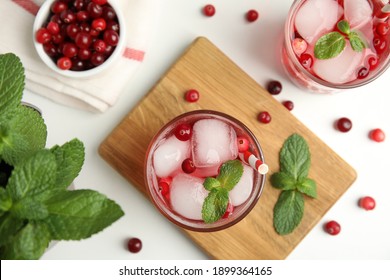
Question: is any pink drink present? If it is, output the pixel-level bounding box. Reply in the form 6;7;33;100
144;110;266;232
282;0;390;93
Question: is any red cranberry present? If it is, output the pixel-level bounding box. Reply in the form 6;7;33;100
102;6;117;21
43;42;58;57
267;80;282;95
373;36;387;54
376;22;389;36
324;220;341;235
73;0;85;11
246;10;259;22
222;201;234;218
103;30;119;46
237;136;249;153
185;89;200;102
127;238;142;253
87;2;103;19
60;10;76;24
369;128;385;142
367;55;379;71
203;4;216;17
66;23;80;40
51;1;67;14
57;57;72;70
299;53;313;69
90;52;105;66
282;100;294;111
257;111;271;124
93;0;108;5
78;48;92;60
106;20;119;32
75;32;92;49
357;67;369;79
93;39;107;53
70;58;86;71
358;196;376;210
336;117;352;132
62;42;78;58
174;123;192;141
36;28;51;44
182;158;196;174
92;18;107;31
77;10;89;22
47;21;60;35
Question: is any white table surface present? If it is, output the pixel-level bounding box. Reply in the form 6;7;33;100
23;0;389;260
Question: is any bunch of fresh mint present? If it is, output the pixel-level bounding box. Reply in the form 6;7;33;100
271;134;317;235
0;53;124;259
314;20;366;60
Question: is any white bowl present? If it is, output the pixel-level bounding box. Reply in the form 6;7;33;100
33;0;126;79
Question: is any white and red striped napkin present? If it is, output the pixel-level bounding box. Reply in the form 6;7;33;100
0;0;158;113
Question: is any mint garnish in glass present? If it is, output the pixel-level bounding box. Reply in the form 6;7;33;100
314;20;366;59
201;160;243;224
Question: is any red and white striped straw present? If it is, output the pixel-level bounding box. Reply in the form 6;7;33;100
375;3;390;20
239;151;269;175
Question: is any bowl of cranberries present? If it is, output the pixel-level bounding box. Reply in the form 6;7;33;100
33;0;126;78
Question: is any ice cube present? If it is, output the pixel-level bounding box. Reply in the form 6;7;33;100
344;0;373;29
192;164;220;178
313;43;365;84
153;135;191;178
170;174;208;220
229;164;254;206
295;0;344;44
192;119;238;168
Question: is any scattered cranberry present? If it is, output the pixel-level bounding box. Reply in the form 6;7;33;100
369;128;385;142
182;158;196;174
282;100;294;111
376;22;389;37
299;53;313;69
57;57;72;70
127;237;142;253
174;123;192;141
92;18;107;31
336;117;352;132
324;220;341;235
158;181;169;196
359;196;376;211
185;89;200;102
203;4;216;17
267;80;282;95
237;136;249;153
257;111;271;124
246;10;259;22
222;201;234;218
292;38;307;56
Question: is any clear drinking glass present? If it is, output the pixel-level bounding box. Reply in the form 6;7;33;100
144;110;266;232
282;0;390;93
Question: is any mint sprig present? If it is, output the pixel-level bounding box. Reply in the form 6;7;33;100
202;160;243;224
314;20;366;59
271;134;317;235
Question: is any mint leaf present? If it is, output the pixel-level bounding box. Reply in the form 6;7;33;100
0;213;24;247
337;20;350;34
11;197;49;220
280;134;311;181
270;172;296;190
44;190;124;240
0;53;25;115
50;139;85;190
0;222;51;260
297;178;317;198
273;190;304;235
0;105;47;166
0;187;12;212
314;32;346;59
203;177;221;191
349;31;366;52
6;149;57;202
201;188;229;224
216;160;243;191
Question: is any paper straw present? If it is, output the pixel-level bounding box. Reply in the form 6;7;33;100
239;151;269;175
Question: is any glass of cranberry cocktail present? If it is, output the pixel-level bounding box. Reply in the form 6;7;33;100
144;110;267;232
282;0;390;93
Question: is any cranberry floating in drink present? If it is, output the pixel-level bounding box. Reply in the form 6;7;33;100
282;0;390;93
144;110;267;231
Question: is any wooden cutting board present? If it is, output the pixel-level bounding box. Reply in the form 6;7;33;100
99;37;357;259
